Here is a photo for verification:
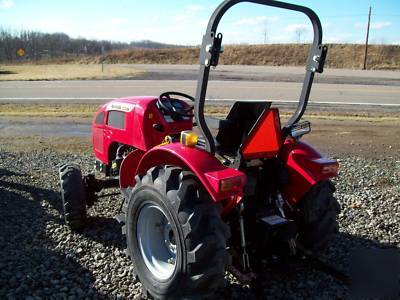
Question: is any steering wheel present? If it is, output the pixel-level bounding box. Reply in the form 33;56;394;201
157;92;195;118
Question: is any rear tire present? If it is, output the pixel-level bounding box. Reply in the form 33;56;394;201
59;163;87;230
121;166;231;300
297;180;340;253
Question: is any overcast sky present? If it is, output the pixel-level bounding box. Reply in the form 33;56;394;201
1;0;399;45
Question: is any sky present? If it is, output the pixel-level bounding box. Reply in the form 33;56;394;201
0;0;399;45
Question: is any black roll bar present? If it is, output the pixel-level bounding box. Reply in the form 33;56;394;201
194;0;327;154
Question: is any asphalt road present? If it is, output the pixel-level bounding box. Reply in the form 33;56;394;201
126;64;400;86
1;65;399;106
0;79;399;106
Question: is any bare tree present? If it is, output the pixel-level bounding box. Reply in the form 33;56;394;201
0;28;130;62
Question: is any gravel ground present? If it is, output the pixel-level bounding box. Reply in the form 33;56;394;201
0;149;399;299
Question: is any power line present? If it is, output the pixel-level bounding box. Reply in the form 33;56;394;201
321;14;366;18
372;14;400;17
253;13;400;20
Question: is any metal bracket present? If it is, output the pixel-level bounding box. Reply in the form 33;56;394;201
200;32;223;67
307;45;328;73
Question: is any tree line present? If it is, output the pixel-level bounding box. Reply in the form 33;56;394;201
0;28;183;62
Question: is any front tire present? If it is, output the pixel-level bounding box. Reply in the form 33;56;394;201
59;163;87;230
297;180;340;253
122;166;231;300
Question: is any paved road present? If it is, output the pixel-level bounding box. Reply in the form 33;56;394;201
126;64;400;86
0;79;399;106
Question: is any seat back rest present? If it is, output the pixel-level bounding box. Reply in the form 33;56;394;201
215;101;272;154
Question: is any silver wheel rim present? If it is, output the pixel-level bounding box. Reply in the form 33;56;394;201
136;203;177;280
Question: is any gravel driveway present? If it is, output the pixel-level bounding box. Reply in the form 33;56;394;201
0;149;399;299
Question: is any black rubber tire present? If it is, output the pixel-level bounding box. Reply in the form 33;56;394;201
120;166;231;300
297;180;340;253
59;163;87;230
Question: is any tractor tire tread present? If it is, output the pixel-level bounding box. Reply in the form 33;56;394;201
124;165;231;300
59;163;87;230
298;180;340;253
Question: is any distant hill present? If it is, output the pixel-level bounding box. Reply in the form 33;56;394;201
1;29;399;69
87;44;400;70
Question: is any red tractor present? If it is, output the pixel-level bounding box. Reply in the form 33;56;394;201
59;1;340;299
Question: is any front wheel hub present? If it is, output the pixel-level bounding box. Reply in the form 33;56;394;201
136;204;177;280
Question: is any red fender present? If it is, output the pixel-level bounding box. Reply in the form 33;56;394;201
119;149;145;188
134;143;246;202
280;139;338;205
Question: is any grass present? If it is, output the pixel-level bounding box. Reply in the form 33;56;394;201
0;64;144;81
0;103;100;118
1;103;398;158
88;44;400;70
1;103;399;123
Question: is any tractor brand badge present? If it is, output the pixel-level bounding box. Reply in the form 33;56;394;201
16;48;25;57
107;102;134;112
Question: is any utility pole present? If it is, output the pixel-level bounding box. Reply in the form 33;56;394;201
363;6;371;70
263;20;268;44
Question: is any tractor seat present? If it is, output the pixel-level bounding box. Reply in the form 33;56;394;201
205;101;272;156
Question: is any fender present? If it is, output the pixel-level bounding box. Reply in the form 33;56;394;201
280;139;338;204
134;143;246;202
119;149;145;188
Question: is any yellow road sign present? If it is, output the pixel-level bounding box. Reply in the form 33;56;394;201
17;48;25;57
